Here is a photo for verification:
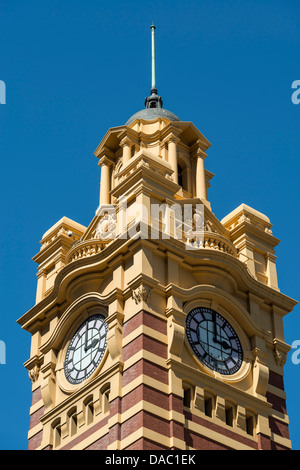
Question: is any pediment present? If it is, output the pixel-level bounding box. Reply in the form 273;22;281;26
80;214;100;242
81;206;116;243
203;206;230;239
81;202;230;245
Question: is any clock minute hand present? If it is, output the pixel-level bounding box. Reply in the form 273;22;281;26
84;322;88;352
212;313;230;350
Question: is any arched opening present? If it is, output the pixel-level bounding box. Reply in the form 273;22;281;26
182;381;194;409
68;407;78;437
178;163;183;188
84;396;95;425
100;383;111;414
177;156;191;193
51;419;61;448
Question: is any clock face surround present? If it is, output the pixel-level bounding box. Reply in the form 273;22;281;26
64;314;108;385
186;307;243;375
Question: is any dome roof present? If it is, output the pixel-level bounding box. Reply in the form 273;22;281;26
126;107;180;126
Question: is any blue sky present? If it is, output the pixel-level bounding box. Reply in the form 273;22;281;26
0;0;299;450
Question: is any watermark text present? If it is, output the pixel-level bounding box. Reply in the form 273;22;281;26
291;80;300;105
0;340;6;364
95;198;204;250
291;340;300;365
0;80;6;104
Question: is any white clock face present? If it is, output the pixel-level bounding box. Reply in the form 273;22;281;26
64;314;108;385
186;307;243;375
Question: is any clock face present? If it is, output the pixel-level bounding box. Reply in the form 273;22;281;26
64;314;108;385
186;307;243;375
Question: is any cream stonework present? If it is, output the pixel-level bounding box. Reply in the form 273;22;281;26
18;106;297;450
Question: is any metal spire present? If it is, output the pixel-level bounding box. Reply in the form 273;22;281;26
145;24;163;109
151;23;156;92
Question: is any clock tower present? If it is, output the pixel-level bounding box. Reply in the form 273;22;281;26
18;26;297;451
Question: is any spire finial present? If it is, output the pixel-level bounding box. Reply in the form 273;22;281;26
150;23;156;92
145;24;163;109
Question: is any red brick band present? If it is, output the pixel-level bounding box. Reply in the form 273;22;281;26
268;370;285;390
184;409;257;450
123;333;168;362
60;416;109;450
268;415;290;440
266;391;287;414
123;358;169;387
123;310;167;338
28;430;43;450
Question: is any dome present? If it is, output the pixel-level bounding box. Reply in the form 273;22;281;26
126;24;180;127
126;107;180;126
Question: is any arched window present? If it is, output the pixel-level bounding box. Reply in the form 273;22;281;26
245;411;256;436
177;157;191;193
225;400;236;427
51;419;61;448
178;163;183;188
68;407;77;437
103;388;110;414
84;396;95;425
204;393;214;418
182;382;194;409
100;384;110;414
183;388;192;408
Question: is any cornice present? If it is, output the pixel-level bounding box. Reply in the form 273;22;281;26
32;235;74;266
18;230;297;332
94;125;126;158
228;220;280;248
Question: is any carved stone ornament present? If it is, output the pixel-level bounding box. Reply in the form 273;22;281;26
204;219;217;233
28;365;40;383
95;212;116;241
273;345;288;367
238;214;251;225
132;285;152;304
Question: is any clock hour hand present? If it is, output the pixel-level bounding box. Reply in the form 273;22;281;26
85;338;99;352
214;338;231;350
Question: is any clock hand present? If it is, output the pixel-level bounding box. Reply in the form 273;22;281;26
214;339;231;350
212;312;218;340
84;321;89;352
212;313;231;350
85;338;99;352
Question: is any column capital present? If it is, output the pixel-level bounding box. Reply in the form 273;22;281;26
190;139;208;160
162;131;181;146
97;146;115;166
119;135;134;148
36;268;47;278
99;155;114;167
265;251;277;262
196;146;207;159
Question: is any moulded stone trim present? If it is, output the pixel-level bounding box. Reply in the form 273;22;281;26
40;294;108;354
